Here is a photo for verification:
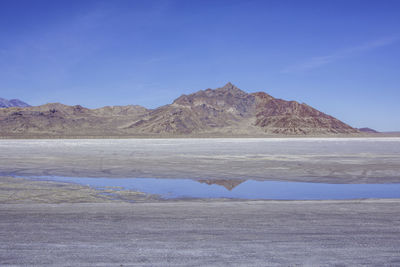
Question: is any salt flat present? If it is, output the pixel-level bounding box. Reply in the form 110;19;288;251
1;138;399;183
1;138;400;266
1;200;400;266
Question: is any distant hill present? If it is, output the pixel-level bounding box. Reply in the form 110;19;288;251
0;83;359;137
358;127;379;133
0;98;30;108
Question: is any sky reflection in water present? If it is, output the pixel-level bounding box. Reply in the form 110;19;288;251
26;176;400;200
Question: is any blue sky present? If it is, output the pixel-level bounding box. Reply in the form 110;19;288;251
0;0;399;131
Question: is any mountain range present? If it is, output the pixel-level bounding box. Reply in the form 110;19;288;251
0;83;360;137
0;98;30;108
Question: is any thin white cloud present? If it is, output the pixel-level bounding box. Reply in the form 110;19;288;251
282;36;398;73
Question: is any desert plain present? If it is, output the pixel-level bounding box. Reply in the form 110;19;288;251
1;138;400;266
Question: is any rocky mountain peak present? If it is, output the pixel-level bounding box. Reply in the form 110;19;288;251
216;82;247;95
173;83;250;105
222;82;236;89
171;83;255;118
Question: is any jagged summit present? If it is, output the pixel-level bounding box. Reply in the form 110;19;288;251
220;82;237;90
216;82;246;94
173;82;247;105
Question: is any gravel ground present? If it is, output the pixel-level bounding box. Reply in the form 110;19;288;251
1;200;400;266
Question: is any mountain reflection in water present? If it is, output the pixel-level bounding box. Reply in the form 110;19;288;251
197;179;246;191
17;176;400;200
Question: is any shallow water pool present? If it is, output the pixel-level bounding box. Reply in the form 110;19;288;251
21;176;400;200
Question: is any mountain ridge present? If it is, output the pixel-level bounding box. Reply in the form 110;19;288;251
0;98;30;108
0;83;360;137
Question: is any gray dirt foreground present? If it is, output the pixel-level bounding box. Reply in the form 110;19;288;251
1;200;400;266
